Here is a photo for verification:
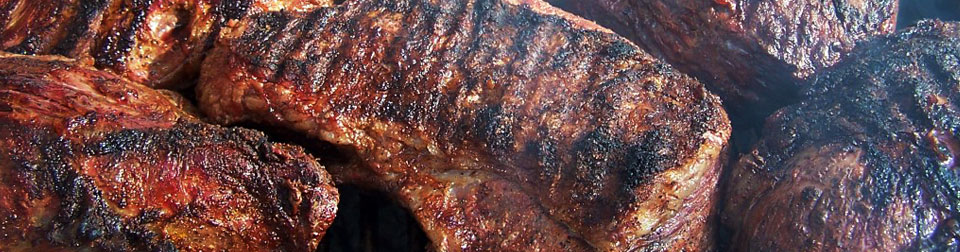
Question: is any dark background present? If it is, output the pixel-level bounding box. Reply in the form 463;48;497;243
316;1;960;251
898;0;960;29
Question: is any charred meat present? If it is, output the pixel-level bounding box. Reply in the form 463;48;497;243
197;0;730;250
548;0;899;123
0;0;332;89
722;21;960;251
0;53;338;251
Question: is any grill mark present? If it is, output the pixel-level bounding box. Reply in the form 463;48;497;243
430;0;473;126
279;10;326;84
303;11;340;95
94;0;154;69
51;0;111;55
325;17;364;114
263;16;299;77
409;0;462;124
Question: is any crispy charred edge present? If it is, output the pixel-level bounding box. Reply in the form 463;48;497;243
626;135;727;251
0;119;334;251
731;20;960;249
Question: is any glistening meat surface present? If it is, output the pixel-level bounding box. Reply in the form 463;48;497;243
0;53;338;251
197;0;730;250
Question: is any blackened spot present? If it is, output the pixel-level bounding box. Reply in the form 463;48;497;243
474;105;514;152
94;0;153;68
511;7;543;57
863;142;897;209
571;127;620;200
525;132;560;183
621;129;669;191
85;129;151;155
214;0;252;22
603;40;636;60
551;45;573;69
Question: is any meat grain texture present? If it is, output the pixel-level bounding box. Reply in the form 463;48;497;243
0;53;338;251
0;0;332;89
723;21;960;251
549;0;899;124
197;0;730;251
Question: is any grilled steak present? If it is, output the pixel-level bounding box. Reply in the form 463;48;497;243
197;0;730;250
0;53;339;251
0;0;331;89
548;0;899;123
722;21;960;251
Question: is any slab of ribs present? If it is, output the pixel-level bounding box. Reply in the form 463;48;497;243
723;20;960;251
198;0;730;250
0;53;338;251
1;0;958;251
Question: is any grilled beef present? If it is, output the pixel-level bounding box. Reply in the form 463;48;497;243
196;0;730;250
548;0;899;123
722;21;960;251
0;0;331;89
0;53;339;251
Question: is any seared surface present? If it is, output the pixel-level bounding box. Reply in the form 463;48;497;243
0;0;331;89
549;0;898;123
723;21;960;251
198;0;730;250
0;53;338;251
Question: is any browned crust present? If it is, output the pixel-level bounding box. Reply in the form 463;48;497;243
198;0;730;250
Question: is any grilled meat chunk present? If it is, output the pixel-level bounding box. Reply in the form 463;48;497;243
549;0;898;123
0;53;338;251
722;21;960;251
197;0;731;250
0;0;332;89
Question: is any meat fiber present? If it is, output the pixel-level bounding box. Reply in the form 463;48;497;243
197;0;730;250
548;0;899;123
723;21;960;251
0;0;331;89
0;53;338;251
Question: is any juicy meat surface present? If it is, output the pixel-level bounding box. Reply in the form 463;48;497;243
723;21;960;251
0;53;339;251
0;0;332;89
549;0;899;123
197;0;731;250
